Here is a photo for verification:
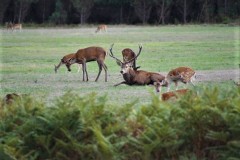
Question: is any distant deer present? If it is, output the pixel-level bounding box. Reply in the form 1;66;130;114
161;89;189;101
68;46;108;82
54;53;81;73
122;48;140;70
109;44;165;88
6;22;13;30
154;67;196;92
6;22;22;31
95;24;107;33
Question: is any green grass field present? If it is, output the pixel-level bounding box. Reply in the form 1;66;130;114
1;25;239;105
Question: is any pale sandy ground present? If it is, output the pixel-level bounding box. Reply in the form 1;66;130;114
195;69;239;82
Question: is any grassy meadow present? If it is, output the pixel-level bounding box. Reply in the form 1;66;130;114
1;25;239;104
1;25;240;160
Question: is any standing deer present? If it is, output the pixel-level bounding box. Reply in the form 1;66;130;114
109;44;165;89
54;53;81;73
95;24;107;33
154;66;196;92
68;46;108;82
122;48;140;70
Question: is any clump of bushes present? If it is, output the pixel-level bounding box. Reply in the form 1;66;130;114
0;87;239;160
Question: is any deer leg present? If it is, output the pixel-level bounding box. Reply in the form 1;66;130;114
114;81;127;87
82;61;86;81
190;77;195;86
85;63;89;81
77;64;81;73
103;63;108;82
174;81;178;90
95;61;103;82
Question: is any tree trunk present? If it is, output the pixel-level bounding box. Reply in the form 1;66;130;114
42;0;46;23
183;0;187;24
161;0;165;24
224;0;227;15
0;0;11;23
120;5;123;23
18;0;22;23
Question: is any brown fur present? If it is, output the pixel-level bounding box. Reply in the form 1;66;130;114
122;48;138;69
6;22;22;31
161;89;189;101
69;46;108;82
165;67;196;91
95;25;107;33
55;53;81;73
3;93;20;105
110;44;165;87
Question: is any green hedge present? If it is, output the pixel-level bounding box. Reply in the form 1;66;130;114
0;87;240;160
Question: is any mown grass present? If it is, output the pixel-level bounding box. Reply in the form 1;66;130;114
0;25;239;104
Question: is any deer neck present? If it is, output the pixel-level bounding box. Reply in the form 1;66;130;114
122;69;136;83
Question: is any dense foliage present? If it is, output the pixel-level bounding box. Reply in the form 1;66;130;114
0;86;240;160
1;0;240;25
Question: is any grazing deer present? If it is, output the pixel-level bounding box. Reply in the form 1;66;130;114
68;46;108;82
161;89;189;101
6;22;13;30
122;48;140;70
6;22;22;31
54;53;81;73
12;23;22;31
109;44;165;88
154;67;196;92
95;24;107;33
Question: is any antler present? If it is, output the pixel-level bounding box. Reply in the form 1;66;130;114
109;43;123;64
124;44;142;64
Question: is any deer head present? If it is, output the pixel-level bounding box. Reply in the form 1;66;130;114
109;44;142;74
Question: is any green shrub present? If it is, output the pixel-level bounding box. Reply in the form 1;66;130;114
0;86;239;160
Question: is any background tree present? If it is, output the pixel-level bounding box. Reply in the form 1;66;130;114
0;0;11;23
175;0;193;23
71;0;94;24
33;0;55;23
13;0;37;23
132;0;155;24
49;0;67;24
154;0;172;24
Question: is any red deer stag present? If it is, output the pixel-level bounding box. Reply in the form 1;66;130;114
122;48;140;70
109;44;165;88
54;53;81;73
68;46;108;82
154;66;196;92
161;89;189;101
95;24;107;33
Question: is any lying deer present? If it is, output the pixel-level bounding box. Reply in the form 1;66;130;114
154;66;196;92
95;24;107;33
109;44;165;88
161;89;189;101
68;46;108;82
54;53;81;73
122;48;140;70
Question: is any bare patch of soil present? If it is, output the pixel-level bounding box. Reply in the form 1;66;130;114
196;69;239;82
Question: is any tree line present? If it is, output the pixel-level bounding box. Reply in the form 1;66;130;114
1;0;239;25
